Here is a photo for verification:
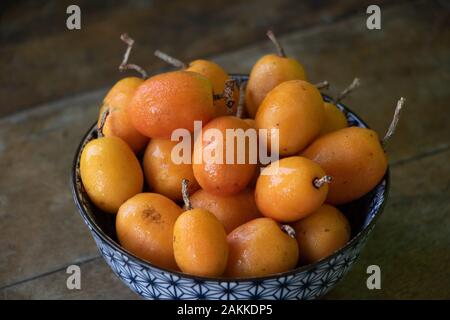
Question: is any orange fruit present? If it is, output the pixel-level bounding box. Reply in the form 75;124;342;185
320;102;347;135
143;138;199;201
226;217;299;278
293;204;350;264
116;193;182;270
255;156;329;222
98;77;149;153
192;116;257;196
255;80;324;156
190;188;261;233
80;136;143;214
128;71;215;139
302;127;388;205
173;208;228;277
186;59;239;117
246;55;306;117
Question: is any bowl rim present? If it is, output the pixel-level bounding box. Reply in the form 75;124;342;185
70;74;390;283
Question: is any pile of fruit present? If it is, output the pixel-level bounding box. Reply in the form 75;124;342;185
79;31;404;278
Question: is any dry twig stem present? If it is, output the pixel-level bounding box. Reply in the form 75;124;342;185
315;81;330;90
334;78;361;104
382;97;406;146
236;81;247;118
313;175;333;189
119;33;148;79
97;109;110;138
213;79;237;109
266;30;286;57
281;225;296;239
154;50;187;69
181;179;192;210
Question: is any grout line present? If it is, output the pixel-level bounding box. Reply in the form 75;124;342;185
0;255;101;291
0;90;105;125
390;144;450;167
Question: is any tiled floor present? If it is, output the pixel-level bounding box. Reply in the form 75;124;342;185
0;0;449;299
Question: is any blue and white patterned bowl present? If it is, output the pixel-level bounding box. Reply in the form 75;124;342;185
71;74;389;300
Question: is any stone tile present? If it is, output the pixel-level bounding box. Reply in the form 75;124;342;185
326;149;450;299
0;0;395;116
1;257;138;300
0;91;104;288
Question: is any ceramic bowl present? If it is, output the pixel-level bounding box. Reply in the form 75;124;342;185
71;74;389;300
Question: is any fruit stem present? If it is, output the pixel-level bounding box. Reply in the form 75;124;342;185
119;33;149;79
266;30;286;57
334;78;361;104
213;79;236;109
154;50;187;69
236;81;247;118
382;97;406;146
315;80;330;90
181;178;192;210
313;175;333;189
97;109;110;138
281;225;296;239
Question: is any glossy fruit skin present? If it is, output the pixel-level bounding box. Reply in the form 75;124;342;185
80;136;143;214
255;80;324;156
116;193;182;270
173;208;229;277
143;138;199;201
192;116;257;196
225;217;299;278
242;118;256;128
190;188;261;234
240;118;260;187
128;71;215;139
187;60;238;117
320;102;347;135
302;127;388;205
293;204;350;265
245;54;306;117
255;156;328;222
98;77;149;153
